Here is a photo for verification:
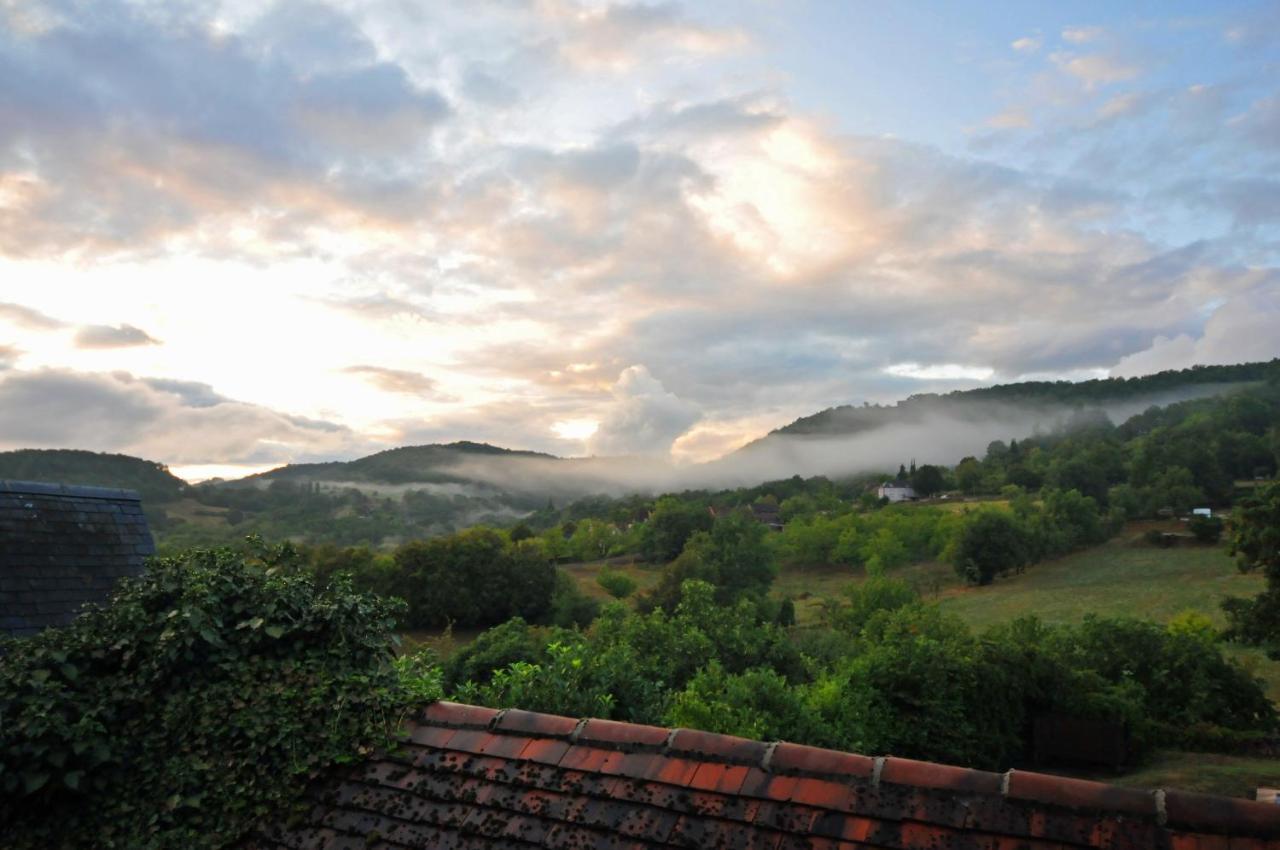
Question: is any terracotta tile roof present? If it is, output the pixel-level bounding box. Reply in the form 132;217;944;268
244;701;1280;849
0;480;154;639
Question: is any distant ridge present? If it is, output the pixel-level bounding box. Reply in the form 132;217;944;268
756;359;1279;443
0;448;187;504
241;441;561;486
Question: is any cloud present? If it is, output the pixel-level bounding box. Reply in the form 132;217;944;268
0;367;369;465
538;0;749;71
1051;52;1140;89
1111;288;1280;377
586;365;700;456
343;365;444;396
1062;26;1104;44
0;301;65;329
0;0;452;258
0;344;19;369
73;323;161;348
1011;36;1042;53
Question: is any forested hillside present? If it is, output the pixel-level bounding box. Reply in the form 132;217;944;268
0;449;186;504
756;360;1277;441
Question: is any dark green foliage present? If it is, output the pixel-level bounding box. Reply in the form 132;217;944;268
392;530;558;629
1189;514;1225;544
0;448;186;503
440;617;553;691
909;464;946;497
596;569;637;599
642;510;777;612
811;605;1024;768
547;572;601;628
953;510;1031;585
1222;482;1280;656
637;496;713;563
0;546;436;850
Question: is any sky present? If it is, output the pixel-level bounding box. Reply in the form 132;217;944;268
1;0;1278;481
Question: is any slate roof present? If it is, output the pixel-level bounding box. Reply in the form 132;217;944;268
0;479;154;639
244;701;1280;850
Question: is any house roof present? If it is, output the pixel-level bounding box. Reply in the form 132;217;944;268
0;479;154;639
244;701;1280;849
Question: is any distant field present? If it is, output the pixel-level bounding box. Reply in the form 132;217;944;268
561;558;662;602
934;527;1263;632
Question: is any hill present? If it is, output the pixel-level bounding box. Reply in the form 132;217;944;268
760;360;1278;441
0;449;187;504
242;441;560;486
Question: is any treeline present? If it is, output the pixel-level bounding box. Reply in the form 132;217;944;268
156;478;545;551
285;530;599;631
0;449;187;504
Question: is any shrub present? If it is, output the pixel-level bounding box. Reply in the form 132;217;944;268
0;546;435;850
1189;514;1225;544
596;569;638;599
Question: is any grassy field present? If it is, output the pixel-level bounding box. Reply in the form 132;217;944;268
934;528;1263;631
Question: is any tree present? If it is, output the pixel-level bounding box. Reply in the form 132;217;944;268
953;510;1030;586
642;510;777;612
637;497;713;563
1222;483;1280;656
393;529;557;628
910;464;946;497
955;457;984;495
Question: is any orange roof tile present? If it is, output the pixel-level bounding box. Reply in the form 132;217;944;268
243;701;1280;849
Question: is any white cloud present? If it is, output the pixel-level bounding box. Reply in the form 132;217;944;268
586;365;700;456
885;363;996;381
1111;290;1280;377
1011;36;1042;53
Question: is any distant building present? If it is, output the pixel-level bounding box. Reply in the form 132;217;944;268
876;479;917;502
708;502;784;531
0;480;154;639
749;502;784;531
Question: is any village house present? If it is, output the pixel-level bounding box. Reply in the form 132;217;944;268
876;479;917;502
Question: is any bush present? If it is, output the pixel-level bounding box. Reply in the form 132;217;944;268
596;569;638;599
0;546;435;850
1189;514;1225;544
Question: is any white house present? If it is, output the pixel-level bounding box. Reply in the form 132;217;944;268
876;480;917;502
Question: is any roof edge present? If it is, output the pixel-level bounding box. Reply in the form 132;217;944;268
417;700;1280;839
0;479;144;501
